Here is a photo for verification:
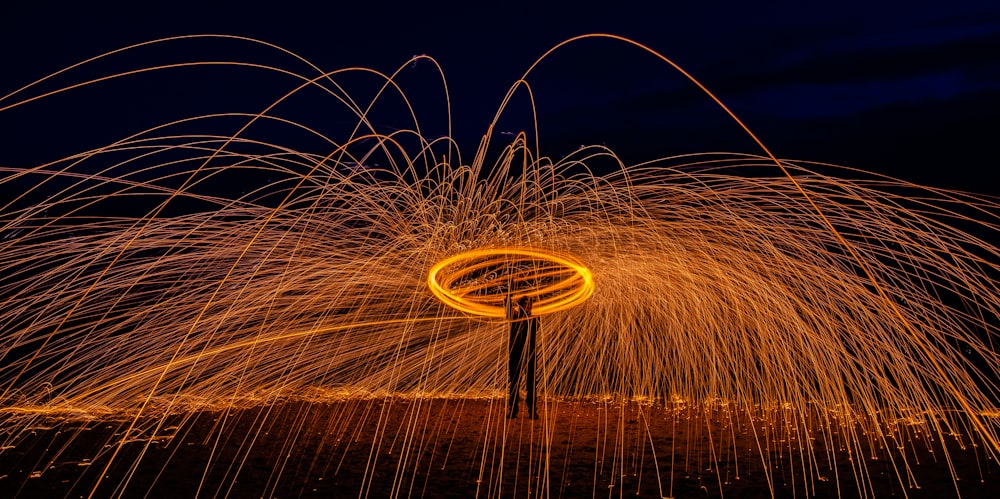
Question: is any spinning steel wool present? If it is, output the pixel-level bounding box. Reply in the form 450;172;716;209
1;35;998;498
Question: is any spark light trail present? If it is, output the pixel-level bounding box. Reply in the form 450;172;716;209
1;34;999;498
427;248;594;317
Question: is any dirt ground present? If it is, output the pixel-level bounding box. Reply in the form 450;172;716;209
1;398;997;498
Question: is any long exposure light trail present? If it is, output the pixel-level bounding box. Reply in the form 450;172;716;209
427;248;594;317
1;34;999;498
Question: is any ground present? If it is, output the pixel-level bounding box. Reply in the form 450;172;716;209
1;398;997;498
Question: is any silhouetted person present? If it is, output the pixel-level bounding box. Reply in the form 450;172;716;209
506;295;538;419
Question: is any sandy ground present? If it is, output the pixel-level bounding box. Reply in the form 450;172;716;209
1;398;997;498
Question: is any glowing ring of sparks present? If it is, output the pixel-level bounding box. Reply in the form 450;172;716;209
427;248;594;318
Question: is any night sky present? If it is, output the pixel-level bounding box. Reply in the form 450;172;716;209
3;1;999;193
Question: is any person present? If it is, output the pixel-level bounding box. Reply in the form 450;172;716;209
506;294;539;419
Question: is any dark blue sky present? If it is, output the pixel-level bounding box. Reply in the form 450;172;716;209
3;1;999;191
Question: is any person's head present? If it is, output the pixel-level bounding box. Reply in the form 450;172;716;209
517;295;532;314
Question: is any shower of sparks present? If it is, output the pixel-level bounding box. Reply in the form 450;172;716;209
1;34;999;498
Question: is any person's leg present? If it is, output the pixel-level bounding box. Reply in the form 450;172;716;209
508;323;525;417
526;319;537;418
